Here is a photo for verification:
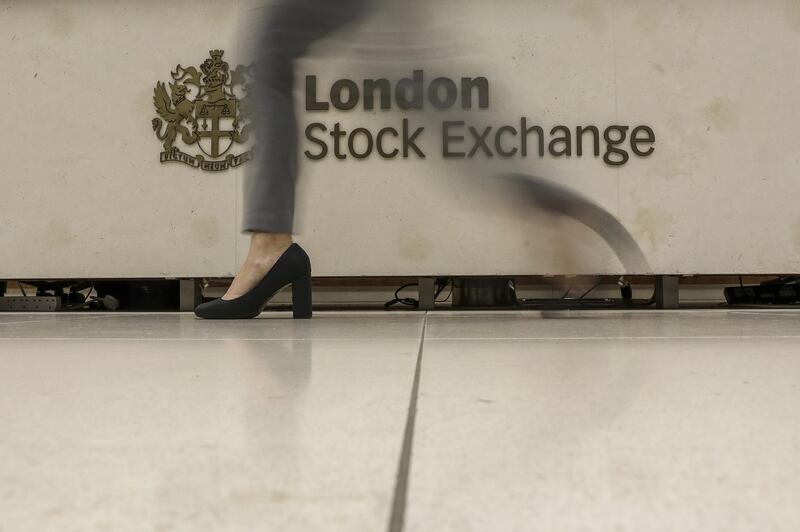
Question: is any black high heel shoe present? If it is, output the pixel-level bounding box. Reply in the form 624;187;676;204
195;244;312;320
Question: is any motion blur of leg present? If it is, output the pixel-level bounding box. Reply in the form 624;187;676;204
195;0;368;319
224;0;368;302
499;173;652;273
218;0;646;310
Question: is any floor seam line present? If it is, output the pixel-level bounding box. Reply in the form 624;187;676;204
387;313;427;532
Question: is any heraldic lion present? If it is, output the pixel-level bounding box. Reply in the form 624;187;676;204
152;82;198;151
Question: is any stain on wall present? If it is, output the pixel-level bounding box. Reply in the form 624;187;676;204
191;215;220;249
634;208;674;251
792;219;800;255
703;97;740;133
786;0;800;33
44;220;76;249
570;0;608;34
47;6;76;39
396;223;433;263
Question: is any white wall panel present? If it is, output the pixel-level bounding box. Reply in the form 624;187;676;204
2;0;798;277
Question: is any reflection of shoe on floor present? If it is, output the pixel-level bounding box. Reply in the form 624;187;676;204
195;244;312;320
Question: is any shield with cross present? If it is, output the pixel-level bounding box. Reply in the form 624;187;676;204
195;98;239;159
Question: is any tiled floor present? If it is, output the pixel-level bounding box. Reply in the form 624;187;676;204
1;310;799;532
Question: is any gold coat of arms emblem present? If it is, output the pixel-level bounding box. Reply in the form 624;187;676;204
152;50;253;172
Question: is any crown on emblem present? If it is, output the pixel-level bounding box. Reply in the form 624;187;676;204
202;50;228;77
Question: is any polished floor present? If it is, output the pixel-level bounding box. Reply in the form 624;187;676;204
1;310;799;532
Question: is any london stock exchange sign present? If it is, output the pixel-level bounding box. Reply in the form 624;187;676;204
152;50;253;172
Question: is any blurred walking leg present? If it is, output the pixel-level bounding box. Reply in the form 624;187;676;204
226;0;367;300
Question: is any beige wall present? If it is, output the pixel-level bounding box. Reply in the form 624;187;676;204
2;0;799;278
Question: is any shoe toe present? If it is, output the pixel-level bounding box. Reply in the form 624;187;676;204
194;300;220;319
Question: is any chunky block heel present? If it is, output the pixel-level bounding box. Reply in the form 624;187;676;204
292;275;313;319
194;244;313;320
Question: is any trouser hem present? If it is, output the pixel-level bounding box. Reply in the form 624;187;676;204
241;214;294;235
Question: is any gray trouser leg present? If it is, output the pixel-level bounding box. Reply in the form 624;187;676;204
242;0;367;234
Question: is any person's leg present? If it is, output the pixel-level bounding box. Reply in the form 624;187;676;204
226;0;367;300
224;233;294;300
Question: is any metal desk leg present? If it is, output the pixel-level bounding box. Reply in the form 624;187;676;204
655;275;680;309
180;279;203;312
418;277;436;311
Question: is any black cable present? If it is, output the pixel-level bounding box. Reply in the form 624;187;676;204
434;279;447;299
385;283;419;309
416;277;648;309
62;284;98;311
396;283;419;308
435;278;455;303
577;281;603;300
518;278;657;309
386;278;455;309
